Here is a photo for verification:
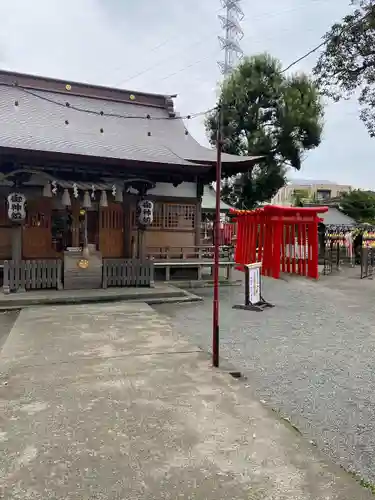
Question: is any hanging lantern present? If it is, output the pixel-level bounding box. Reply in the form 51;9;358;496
91;184;96;199
100;190;108;207
112;184;116;197
136;199;154;226
115;188;123;203
82;191;92;209
61;188;71;207
42;182;52;198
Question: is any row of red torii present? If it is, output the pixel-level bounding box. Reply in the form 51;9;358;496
230;205;328;280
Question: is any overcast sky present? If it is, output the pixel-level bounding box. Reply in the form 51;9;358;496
0;0;370;188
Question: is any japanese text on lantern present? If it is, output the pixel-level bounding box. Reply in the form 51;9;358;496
7;192;26;222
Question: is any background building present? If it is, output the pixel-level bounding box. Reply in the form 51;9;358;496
270;179;352;206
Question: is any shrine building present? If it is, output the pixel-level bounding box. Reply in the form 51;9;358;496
0;69;258;292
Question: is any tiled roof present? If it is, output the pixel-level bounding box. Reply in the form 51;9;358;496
319;207;357;226
0;85;198;167
0;70;260;170
201;186;233;212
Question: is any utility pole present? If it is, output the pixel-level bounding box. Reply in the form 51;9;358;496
212;105;222;368
213;0;244;366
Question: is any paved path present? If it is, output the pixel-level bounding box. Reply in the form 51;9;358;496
0;311;18;350
0;283;196;310
154;270;375;485
0;302;369;499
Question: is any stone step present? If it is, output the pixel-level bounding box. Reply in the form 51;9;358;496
0;285;193;310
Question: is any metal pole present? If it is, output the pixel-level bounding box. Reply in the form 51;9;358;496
213;106;222;368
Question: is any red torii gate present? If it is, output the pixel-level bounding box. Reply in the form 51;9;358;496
230;205;328;279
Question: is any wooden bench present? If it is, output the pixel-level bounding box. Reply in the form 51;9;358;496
147;245;233;261
152;260;235;281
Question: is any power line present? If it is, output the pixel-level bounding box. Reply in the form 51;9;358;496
281;10;371;73
155;21;319;88
4;7;370;126
282;40;327;73
156;49;221;83
114;6;224;87
5;82;215;122
115;2;326;88
172;10;373;119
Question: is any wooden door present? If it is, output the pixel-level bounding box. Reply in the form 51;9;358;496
23;198;53;259
99;204;124;258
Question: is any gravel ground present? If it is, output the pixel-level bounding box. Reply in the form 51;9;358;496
153;269;375;483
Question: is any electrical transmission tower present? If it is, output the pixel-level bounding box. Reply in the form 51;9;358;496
218;0;244;76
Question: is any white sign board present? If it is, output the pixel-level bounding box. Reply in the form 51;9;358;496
246;262;261;305
7;192;26;222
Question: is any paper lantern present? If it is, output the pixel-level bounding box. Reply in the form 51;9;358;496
115;188;123;203
61;189;71;207
136;199;154;226
100;190;108;207
82;191;92;209
42;182;52;198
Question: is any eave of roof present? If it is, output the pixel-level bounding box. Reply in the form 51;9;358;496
0;69;174;113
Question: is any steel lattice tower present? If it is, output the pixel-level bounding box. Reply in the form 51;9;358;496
218;0;244;76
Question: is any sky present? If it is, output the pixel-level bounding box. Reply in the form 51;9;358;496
0;0;371;188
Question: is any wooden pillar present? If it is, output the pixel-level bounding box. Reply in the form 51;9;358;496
195;198;202;247
123;194;132;258
11;224;24;292
137;229;146;260
11;224;22;261
71;201;80;248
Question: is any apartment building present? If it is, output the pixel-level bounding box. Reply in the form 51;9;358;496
270;179;352;206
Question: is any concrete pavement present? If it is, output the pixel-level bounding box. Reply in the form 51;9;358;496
0;283;202;310
0;302;371;499
154;270;375;483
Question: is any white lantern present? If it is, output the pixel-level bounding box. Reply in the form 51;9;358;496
82;191;92;209
136;199;154;226
42;182;52;198
61;189;71;207
115;188;123;203
100;190;108;207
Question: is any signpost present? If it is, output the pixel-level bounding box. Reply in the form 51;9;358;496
233;262;274;312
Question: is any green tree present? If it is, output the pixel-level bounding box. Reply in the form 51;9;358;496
205;54;324;209
313;0;375;136
292;189;310;207
339;189;375;223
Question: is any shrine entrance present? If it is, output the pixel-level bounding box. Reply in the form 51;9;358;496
23;198;54;259
99;203;124;258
